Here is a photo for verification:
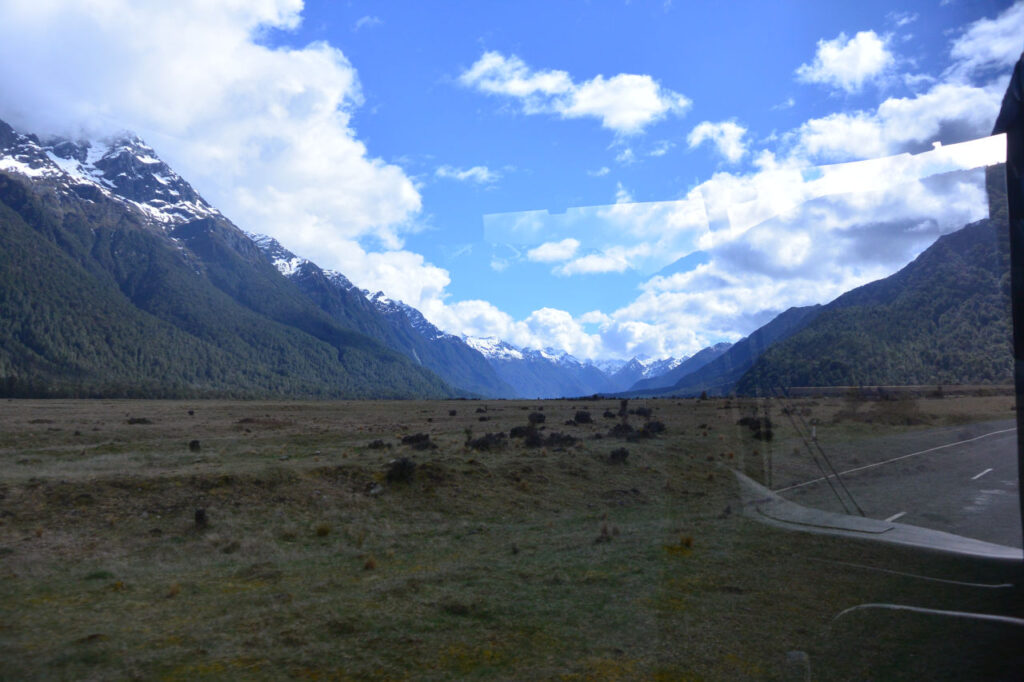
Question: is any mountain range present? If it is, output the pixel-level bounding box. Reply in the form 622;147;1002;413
0;120;452;398
0;120;688;399
0;118;1010;399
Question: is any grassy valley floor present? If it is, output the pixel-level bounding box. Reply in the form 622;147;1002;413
1;394;1022;680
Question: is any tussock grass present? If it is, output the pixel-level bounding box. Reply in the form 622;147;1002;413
0;396;1017;679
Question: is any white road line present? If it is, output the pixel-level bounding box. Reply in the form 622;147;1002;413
774;427;1017;493
971;467;994;481
885;511;907;522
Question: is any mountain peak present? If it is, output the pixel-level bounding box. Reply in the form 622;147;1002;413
0;119;219;228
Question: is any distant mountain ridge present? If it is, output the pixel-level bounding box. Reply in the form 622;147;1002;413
626;342;731;393
462;337;615;398
623;306;822;397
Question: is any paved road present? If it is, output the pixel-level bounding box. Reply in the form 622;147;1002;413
777;422;1022;548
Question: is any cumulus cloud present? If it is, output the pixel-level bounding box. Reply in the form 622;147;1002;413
687;120;748;162
796;30;894;93
793;82;1002;161
458;51;690;135
527;238;580;262
435;165;500;184
0;0;422;275
587;166;611;177
946;1;1024;82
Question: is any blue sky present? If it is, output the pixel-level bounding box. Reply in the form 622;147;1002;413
0;0;1020;360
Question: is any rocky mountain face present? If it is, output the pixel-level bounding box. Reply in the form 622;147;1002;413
250;235;516;398
0;119;454;398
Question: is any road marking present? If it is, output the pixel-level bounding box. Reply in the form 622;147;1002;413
971;468;994;481
774;427;1017;493
885;511;907;522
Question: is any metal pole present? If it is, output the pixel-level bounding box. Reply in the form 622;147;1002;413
993;52;1024;556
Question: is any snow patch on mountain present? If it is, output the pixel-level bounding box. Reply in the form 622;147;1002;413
0;122;219;228
464;336;525;361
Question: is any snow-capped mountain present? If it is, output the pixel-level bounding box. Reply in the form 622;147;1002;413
625;342;733;393
606;356;684;393
0;118;453;399
463;336;688;397
0;124;218;227
0;118;720;400
463;336;612;398
250;234;515;397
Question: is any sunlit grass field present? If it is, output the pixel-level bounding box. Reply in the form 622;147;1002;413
1;394;1020;680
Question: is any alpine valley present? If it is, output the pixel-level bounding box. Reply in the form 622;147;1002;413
0;120;696;399
0;119;1012;399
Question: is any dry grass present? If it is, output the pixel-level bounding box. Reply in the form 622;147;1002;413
0;395;1019;680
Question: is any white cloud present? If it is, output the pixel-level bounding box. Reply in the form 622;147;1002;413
458;51;691;135
435;164;500;184
0;0;422;264
555;244;652;276
588;166;611;177
946;2;1024;82
527;238;580;262
793;82;1002;161
888;11;918;28
353;15;382;31
687;120;748;162
648;140;673;157
615;147;636;164
796;30;894;93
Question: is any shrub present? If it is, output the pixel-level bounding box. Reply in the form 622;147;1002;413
520;430;578;448
401;433;436;450
609;447;629;464
510;425;536;439
188;440;201;452
633;407;652;419
574;410;593;424
528;412;546;425
386;457;417;483
603;410;616;419
643;420;666;436
609;422;634;438
449;409;457;416
468;432;507;451
367;439;391;450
